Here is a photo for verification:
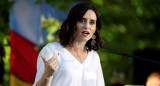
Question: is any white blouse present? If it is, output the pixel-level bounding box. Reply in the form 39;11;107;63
33;42;105;86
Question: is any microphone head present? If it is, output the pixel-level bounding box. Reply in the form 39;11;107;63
96;43;103;49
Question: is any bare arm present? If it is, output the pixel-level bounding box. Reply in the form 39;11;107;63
36;74;50;86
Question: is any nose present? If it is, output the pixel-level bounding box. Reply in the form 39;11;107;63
84;22;90;29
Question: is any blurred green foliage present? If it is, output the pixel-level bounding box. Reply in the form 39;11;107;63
41;18;61;42
0;0;14;86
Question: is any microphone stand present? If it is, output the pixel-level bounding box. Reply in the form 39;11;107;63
97;44;160;65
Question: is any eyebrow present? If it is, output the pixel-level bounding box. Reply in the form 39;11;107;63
82;17;96;21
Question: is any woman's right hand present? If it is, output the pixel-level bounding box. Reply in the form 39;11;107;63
41;53;59;81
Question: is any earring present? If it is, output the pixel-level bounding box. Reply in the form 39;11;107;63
91;35;96;48
91;34;96;40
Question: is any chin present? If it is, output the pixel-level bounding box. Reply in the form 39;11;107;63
81;38;89;42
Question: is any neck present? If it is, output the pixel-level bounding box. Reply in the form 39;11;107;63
69;41;87;52
66;41;88;63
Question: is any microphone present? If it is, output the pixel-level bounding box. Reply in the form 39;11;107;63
97;43;160;65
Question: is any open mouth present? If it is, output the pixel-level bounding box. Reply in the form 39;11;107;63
82;31;90;37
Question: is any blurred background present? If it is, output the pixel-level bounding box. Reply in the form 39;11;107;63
0;0;160;86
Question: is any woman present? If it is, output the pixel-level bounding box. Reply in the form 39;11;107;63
33;2;105;86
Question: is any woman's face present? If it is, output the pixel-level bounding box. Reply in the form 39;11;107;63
75;10;97;42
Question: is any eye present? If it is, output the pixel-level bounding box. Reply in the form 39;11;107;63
90;20;95;25
79;18;85;23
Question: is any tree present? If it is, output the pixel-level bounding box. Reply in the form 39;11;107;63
0;0;14;86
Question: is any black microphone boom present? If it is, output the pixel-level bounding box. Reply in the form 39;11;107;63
97;43;160;65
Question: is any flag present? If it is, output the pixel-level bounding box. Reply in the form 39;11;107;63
10;0;41;85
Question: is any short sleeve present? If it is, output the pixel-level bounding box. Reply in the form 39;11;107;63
32;42;61;86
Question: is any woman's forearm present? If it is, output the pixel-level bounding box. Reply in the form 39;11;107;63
36;75;50;86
